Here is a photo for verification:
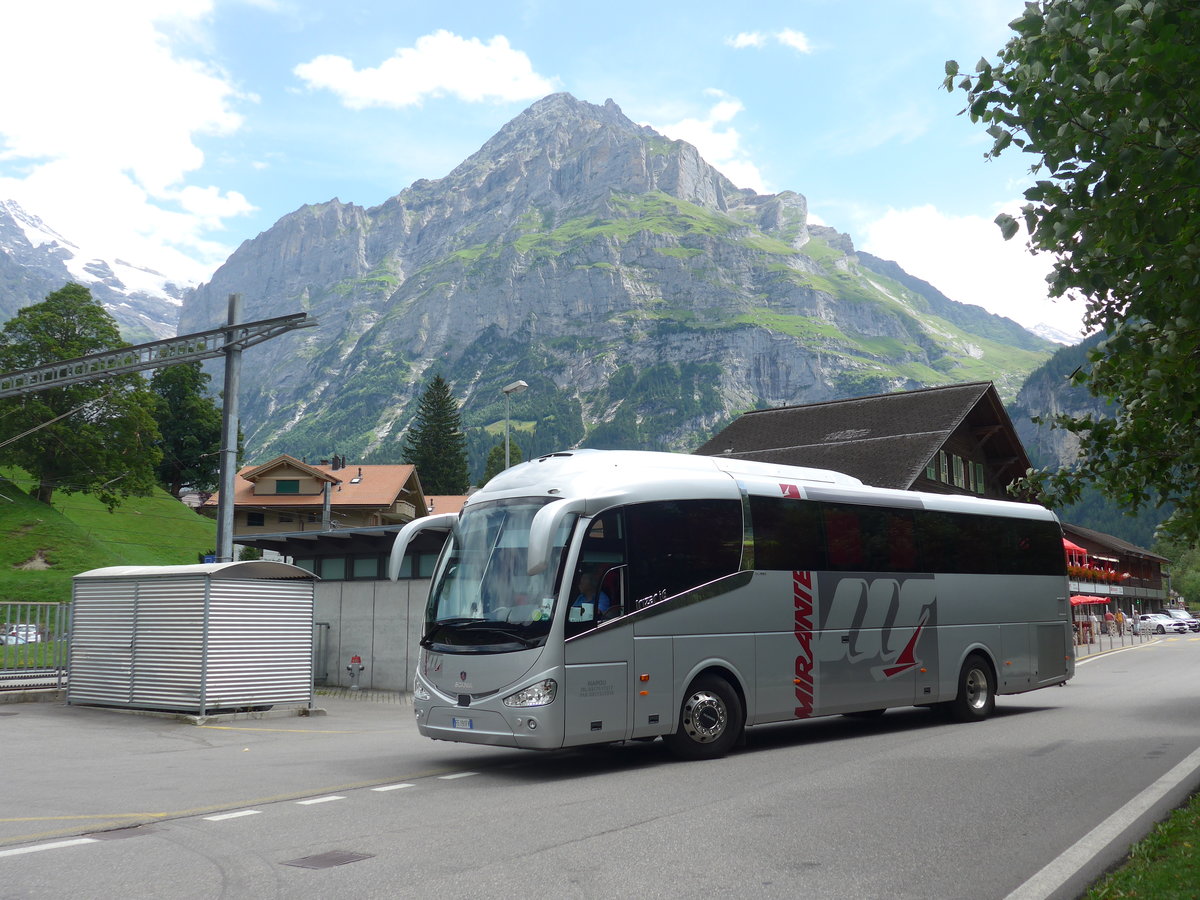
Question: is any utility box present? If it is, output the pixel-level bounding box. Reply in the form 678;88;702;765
69;561;318;715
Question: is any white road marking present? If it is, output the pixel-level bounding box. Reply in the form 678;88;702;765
371;783;414;792
0;838;98;857
295;795;346;805
204;810;262;821
1004;744;1200;900
438;772;477;780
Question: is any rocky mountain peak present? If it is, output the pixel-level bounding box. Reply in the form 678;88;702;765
178;92;1053;470
0;199;185;340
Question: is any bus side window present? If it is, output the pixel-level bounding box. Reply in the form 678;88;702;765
565;510;627;637
748;495;825;571
624;499;742;604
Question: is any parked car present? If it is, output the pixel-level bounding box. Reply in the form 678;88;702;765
1;625;41;644
1155;609;1200;632
1134;613;1189;635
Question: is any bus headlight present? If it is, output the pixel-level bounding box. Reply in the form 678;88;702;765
412;678;431;702
503;679;557;708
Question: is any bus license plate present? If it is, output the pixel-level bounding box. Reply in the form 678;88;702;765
452;717;474;730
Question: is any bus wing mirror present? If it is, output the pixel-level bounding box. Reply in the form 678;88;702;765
388;512;458;581
527;498;587;576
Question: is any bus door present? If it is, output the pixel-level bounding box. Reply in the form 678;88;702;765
562;513;631;745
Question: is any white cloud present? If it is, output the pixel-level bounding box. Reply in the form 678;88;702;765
859;204;1087;338
653;92;766;192
776;29;813;53
0;0;252;282
727;32;768;49
294;30;557;109
726;28;813;54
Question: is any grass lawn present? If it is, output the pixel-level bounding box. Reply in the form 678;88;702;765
1086;791;1200;897
0;470;216;604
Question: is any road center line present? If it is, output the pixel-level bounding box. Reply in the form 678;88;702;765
1004;744;1200;900
295;796;345;805
438;772;477;780
0;838;98;857
371;783;414;792
204;810;262;821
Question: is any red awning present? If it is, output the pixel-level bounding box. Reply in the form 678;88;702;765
1063;539;1087;554
1070;595;1108;606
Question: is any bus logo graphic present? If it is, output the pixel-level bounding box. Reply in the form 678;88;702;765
823;575;936;683
793;570;815;718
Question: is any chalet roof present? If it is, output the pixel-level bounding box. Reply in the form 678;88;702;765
203;456;423;510
425;494;468;515
241;455;339;484
1062;523;1170;563
694;382;1028;490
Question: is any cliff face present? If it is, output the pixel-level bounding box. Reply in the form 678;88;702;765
178;93;1053;470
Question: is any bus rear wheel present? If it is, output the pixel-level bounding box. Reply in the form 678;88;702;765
664;675;743;760
946;653;995;722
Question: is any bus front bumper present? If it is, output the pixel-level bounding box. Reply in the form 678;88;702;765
416;703;563;750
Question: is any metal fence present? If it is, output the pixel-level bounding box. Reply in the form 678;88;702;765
0;602;68;690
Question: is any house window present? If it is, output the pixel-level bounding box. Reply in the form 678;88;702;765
925;458;937;481
321;557;346;580
939;451;950;484
974;462;987;494
275;479;300;494
353;556;381;579
953;456;965;488
246;512;265;527
278;513;294;524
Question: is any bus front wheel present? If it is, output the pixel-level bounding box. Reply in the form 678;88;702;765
946;653;995;722
664;675;743;760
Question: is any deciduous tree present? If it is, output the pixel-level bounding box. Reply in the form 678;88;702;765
148;362;222;497
0;283;161;509
401;374;470;494
945;0;1200;539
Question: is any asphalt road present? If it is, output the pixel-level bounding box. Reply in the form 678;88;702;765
3;635;1200;900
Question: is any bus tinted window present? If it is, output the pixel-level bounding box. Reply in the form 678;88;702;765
748;495;825;570
750;495;1063;577
624;499;743;603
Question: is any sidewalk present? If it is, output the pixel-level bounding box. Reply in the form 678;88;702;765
314;686;408;703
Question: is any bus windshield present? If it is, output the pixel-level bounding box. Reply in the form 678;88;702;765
423;497;570;653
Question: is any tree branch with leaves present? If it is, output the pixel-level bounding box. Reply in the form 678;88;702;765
946;0;1200;540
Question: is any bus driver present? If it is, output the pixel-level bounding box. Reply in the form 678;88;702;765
572;570;611;617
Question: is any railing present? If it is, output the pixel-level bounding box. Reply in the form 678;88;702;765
1072;617;1164;656
0;602;68;690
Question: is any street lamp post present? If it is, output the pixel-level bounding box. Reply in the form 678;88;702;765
502;379;528;469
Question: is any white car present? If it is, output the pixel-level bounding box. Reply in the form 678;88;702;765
1156;609;1200;632
1134;613;1188;635
2;625;42;644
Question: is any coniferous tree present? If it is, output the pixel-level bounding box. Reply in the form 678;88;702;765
401;374;470;494
148;362;223;497
481;440;524;485
0;283;161;509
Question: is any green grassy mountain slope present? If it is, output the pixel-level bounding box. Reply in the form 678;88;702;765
0;472;216;604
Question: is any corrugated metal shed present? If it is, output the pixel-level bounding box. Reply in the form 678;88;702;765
69;561;317;714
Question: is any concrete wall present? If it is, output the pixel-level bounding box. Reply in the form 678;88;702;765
314;578;431;692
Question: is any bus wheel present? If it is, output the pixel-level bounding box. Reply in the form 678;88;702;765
664;675;743;760
947;653;995;722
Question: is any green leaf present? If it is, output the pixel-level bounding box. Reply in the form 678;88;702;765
995;213;1020;240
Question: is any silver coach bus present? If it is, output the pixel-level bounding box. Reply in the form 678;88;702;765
390;450;1073;760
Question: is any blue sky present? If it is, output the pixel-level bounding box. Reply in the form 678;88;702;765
0;0;1088;337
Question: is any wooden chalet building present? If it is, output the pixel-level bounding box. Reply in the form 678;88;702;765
694;381;1029;499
